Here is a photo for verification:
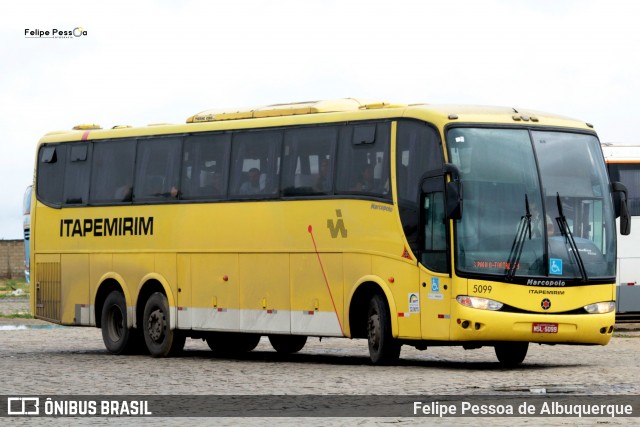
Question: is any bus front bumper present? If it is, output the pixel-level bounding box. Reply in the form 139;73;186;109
449;306;616;345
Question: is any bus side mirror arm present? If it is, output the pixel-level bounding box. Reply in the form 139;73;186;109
612;181;631;236
444;163;463;221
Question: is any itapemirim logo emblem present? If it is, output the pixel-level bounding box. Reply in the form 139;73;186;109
25;27;88;39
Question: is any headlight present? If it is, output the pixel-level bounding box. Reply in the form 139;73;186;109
584;301;616;314
457;295;503;311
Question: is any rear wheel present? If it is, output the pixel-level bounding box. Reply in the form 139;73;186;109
206;333;261;355
101;291;141;355
268;335;307;354
495;342;529;367
367;294;401;365
142;292;185;357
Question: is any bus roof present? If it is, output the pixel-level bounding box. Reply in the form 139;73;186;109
186;98;406;122
601;143;640;163
39;98;595;143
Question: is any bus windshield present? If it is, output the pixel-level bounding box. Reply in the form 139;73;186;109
447;128;616;283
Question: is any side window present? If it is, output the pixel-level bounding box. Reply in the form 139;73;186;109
397;121;443;203
336;122;391;199
90;139;136;204
396;121;444;254
63;144;91;205
134;137;182;201
282;126;337;196
611;164;640;216
422;179;448;273
229;130;282;198
37;144;67;206
181;133;231;200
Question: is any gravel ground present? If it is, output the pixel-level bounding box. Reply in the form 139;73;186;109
1;297;638;426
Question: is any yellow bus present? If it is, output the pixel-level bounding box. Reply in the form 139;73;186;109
30;99;630;366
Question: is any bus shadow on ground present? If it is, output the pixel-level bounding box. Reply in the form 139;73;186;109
46;343;584;370
173;348;582;371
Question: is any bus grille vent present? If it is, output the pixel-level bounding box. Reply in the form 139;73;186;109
35;262;61;322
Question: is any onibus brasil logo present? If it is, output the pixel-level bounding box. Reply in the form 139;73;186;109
25;27;88;38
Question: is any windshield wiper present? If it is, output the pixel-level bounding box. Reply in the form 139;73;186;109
555;193;588;282
505;194;532;281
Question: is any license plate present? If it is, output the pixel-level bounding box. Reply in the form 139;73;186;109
532;323;558;333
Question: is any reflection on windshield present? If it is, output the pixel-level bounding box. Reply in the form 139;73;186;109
554;192;587;281
447;128;616;282
535;131;615;280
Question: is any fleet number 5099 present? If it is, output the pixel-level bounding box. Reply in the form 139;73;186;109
473;284;492;294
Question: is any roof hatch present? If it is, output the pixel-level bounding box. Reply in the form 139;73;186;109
186;98;405;123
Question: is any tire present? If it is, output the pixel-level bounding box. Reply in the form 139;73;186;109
101;291;142;355
268;335;307;354
206;333;261;355
367;294;401;365
142;292;185;357
495;342;529;367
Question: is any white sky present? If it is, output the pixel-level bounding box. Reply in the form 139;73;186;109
1;0;639;239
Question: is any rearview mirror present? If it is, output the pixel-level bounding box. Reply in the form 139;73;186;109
443;163;463;221
612;181;631;236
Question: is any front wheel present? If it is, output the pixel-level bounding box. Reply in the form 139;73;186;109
142;292;185;357
367;294;401;365
495;342;529;367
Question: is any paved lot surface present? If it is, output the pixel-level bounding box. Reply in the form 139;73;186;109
1;298;639;426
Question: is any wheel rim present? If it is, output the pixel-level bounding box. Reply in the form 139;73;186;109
147;308;165;343
106;304;124;343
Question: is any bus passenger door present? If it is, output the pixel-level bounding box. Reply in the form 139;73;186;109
419;177;451;340
419;269;451;340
